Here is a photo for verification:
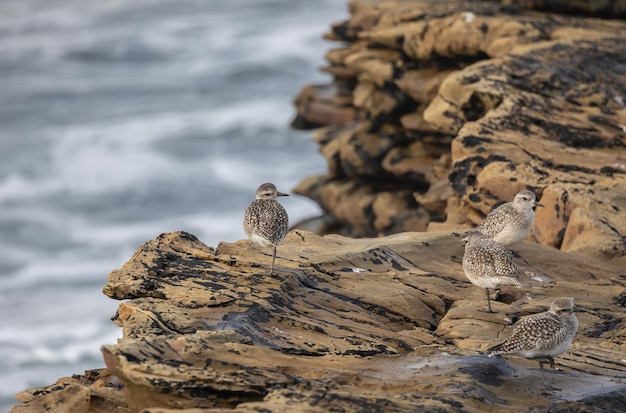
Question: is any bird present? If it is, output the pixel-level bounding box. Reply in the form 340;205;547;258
476;190;544;246
462;230;522;313
243;182;289;275
489;297;579;372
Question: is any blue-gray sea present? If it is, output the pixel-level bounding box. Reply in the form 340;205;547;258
0;1;346;410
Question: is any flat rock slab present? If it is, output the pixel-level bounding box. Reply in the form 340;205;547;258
13;230;626;412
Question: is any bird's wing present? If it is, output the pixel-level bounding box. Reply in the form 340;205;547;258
509;314;564;351
477;207;507;235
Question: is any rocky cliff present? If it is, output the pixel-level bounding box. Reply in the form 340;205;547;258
292;0;626;264
10;0;626;412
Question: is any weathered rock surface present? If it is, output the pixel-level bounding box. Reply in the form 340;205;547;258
11;230;626;412
292;0;626;262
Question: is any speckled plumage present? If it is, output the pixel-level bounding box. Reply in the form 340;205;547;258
462;230;521;312
476;190;544;246
244;183;289;275
489;297;579;370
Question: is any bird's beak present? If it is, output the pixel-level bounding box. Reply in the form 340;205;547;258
535;201;544;207
278;192;289;197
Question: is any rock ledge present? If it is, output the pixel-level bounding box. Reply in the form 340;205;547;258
11;230;626;412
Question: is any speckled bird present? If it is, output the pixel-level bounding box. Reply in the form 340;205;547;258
489;297;579;371
476;190;544;246
244;182;289;275
462;230;522;313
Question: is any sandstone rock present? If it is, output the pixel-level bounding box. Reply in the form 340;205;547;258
505;0;626;17
12;230;626;412
293;174;431;237
12;369;129;413
291;0;626;261
291;84;361;129
437;37;626;259
396;69;453;106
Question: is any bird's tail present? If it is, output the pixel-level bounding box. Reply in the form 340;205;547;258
486;342;506;357
495;275;522;287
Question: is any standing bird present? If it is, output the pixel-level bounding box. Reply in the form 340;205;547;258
476;190;544;246
489;297;579;372
462;230;522;313
244;183;289;275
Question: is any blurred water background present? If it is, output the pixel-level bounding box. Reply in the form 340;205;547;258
0;0;346;410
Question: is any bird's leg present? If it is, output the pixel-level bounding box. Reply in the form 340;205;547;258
268;246;277;275
538;357;561;392
485;288;495;313
538;356;556;370
538;359;547;382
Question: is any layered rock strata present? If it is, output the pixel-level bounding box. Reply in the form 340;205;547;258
292;0;626;262
11;231;626;411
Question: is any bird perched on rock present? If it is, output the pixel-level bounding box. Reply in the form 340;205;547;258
489;297;579;372
244;183;289;275
476;190;544;246
462;230;522;313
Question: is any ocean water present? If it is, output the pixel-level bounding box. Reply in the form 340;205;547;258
0;0;346;410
